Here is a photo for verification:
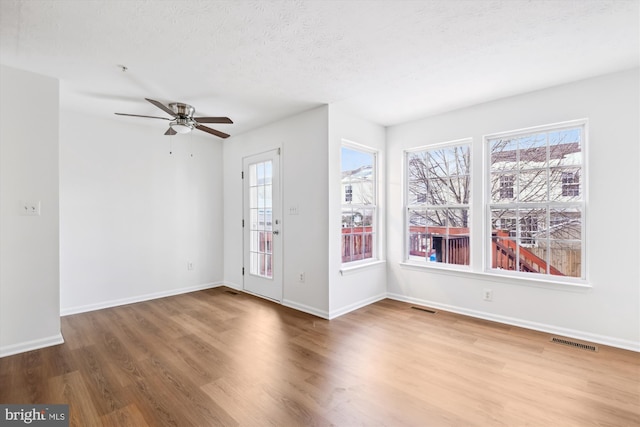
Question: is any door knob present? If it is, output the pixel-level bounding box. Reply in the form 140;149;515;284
273;230;280;235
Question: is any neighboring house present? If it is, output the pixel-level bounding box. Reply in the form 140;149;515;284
341;165;374;209
341;164;374;262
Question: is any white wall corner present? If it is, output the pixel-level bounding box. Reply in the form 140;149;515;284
1;64;61;356
282;299;330;320
0;333;64;359
328;293;387;319
222;281;243;291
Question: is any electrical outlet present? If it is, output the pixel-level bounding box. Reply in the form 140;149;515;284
187;262;194;271
483;289;493;301
20;201;40;216
298;272;305;283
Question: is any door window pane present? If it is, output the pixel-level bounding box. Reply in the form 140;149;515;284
249;160;273;278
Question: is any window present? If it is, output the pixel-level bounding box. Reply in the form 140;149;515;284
499;175;515;199
345;185;353;202
487;121;585;279
341;145;376;263
406;141;471;266
561;171;580;197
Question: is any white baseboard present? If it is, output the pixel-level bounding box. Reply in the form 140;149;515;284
227;283;330;319
0;333;65;358
61;282;224;316
387;293;640;353
328;293;387;319
253;292;387;321
282;299;330;319
223;281;242;292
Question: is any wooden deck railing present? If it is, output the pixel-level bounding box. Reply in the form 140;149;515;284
492;230;564;275
408;226;469;265
406;226;564;275
342;226;373;262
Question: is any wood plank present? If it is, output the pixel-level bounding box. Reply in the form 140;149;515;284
100;404;150;427
0;286;637;426
49;371;102;426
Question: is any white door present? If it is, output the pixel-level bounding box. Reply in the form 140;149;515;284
243;149;282;301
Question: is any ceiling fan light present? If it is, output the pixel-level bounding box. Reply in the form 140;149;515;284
170;121;193;134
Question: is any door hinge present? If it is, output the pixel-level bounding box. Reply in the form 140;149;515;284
241;171;244;179
278;147;281;155
242;267;245;276
242;219;245;227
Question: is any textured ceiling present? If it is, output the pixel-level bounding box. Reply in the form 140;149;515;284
1;0;638;137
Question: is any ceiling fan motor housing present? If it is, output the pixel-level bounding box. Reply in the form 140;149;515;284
169;103;196;133
169;102;195;118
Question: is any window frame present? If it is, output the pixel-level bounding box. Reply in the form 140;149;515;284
404;138;473;270
484;119;588;285
341;141;379;266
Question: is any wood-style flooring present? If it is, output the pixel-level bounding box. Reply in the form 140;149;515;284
1;286;638;426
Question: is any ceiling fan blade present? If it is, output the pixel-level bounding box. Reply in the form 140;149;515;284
165;127;177;136
195;124;230;139
194;117;233;124
145;98;176;117
115;113;170;120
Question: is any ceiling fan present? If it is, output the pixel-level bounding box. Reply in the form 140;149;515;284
115;98;233;139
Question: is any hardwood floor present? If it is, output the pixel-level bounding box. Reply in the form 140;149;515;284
1;286;638;426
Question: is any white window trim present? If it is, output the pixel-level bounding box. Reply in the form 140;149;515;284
340;259;386;275
398;260;592;290
404;138;473;269
483;118;589;285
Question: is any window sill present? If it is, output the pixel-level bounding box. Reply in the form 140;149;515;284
399;261;592;291
340;259;386;276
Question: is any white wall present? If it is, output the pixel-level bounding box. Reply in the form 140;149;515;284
223;106;330;316
0;65;62;357
4;64;636;356
328;104;387;317
386;68;640;351
60;112;224;314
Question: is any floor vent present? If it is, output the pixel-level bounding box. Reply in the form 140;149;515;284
411;306;437;314
225;290;239;295
550;337;598;352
